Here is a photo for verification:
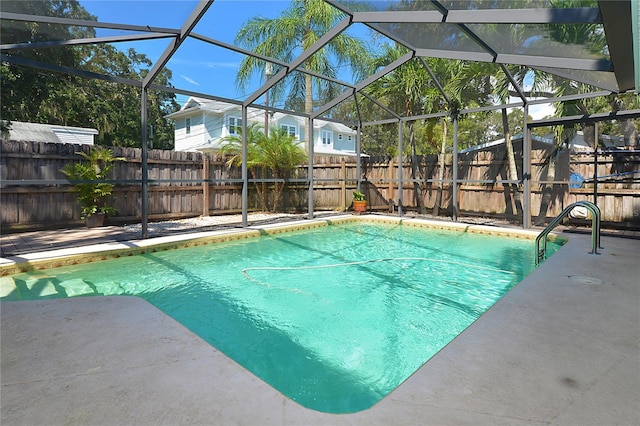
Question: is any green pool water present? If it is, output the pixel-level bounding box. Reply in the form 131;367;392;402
1;222;562;413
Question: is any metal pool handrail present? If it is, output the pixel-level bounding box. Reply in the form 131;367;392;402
535;201;602;265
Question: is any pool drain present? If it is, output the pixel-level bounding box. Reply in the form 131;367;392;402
568;275;604;285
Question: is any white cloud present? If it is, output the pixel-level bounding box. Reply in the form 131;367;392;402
180;75;200;86
528;102;555;120
204;61;239;69
172;58;238;69
507;96;556;121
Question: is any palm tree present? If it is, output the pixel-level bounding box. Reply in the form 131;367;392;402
220;122;269;211
367;45;451;214
260;127;308;211
234;0;369;115
533;0;609;221
220;123;307;212
448;61;540;219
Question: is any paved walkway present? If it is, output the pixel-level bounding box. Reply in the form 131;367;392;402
1;226;142;256
0;213;336;257
2;214;639;257
1;216;639;425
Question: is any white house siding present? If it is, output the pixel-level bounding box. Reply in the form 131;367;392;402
5;122;97;145
205;115;223;147
222;112;243;139
315;124;333;149
167;97;357;155
334;133;355;152
175;113;205;151
313;123;356;153
50;127;97;145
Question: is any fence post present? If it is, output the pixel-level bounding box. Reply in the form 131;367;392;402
388;158;395;205
340;159;346;211
202;155;210;217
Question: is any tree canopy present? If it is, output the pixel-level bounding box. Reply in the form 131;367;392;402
234;0;369;114
0;0;179;149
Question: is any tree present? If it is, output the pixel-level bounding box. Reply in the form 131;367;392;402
1;0;93;120
365;47;468;214
220;123;307;212
234;0;369;115
447;61;534;219
220;122;270;211
1;0;179;149
367;45;436;213
260;127;308;211
530;0;616;221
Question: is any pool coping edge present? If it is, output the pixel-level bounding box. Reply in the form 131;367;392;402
0;214;562;276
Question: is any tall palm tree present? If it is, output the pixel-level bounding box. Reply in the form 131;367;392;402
234;0;369;115
532;0;609;221
367;45;460;214
448;61;539;219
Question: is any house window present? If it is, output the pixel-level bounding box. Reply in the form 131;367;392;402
229;116;242;135
185;118;191;135
348;135;352;141
322;130;332;145
281;124;296;138
338;134;343;140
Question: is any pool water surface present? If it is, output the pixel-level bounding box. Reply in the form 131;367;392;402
0;221;562;413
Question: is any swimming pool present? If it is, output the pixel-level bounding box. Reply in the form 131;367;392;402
0;217;563;413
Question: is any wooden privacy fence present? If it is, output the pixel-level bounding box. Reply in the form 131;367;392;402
2;141;255;228
2;140;639;230
0;141;363;230
359;145;640;227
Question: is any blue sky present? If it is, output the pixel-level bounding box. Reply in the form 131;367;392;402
78;0;554;119
79;1;292;106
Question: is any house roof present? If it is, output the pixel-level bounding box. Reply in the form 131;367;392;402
460;130;626;154
164;98;240;119
459;134;554;154
3;121;98;144
312;120;353;134
166;97;356;134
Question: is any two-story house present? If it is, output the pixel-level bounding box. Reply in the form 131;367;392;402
165;97;358;156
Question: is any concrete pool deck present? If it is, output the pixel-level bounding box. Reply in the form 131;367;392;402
1;217;639;425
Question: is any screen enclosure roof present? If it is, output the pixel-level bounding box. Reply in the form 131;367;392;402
0;0;637;125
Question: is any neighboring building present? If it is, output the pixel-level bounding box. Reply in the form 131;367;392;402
2;121;97;145
460;131;629;155
567;131;627;150
164;97;358;156
459;134;556;154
